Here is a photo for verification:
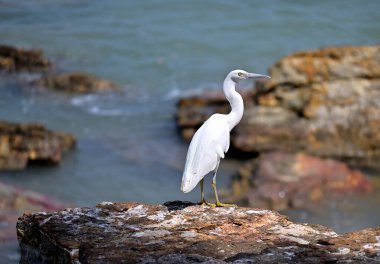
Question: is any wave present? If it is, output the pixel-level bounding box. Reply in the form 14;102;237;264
88;106;125;116
70;94;127;117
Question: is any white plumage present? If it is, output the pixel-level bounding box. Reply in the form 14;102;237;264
181;114;230;193
181;69;270;206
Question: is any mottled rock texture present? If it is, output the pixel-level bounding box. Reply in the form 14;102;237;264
228;152;373;210
17;201;380;263
0;44;51;72
0;182;65;242
35;72;120;93
176;45;380;167
0;120;75;170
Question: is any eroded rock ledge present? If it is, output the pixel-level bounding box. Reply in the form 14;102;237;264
17;201;380;263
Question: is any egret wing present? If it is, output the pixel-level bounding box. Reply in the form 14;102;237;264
181;114;230;193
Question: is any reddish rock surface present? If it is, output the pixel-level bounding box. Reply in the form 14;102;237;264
0;120;75;170
0;44;51;72
0;181;65;242
228;152;373;211
35;72;120;94
17;201;380;263
175;45;380;167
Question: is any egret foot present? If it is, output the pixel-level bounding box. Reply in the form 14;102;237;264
211;175;235;207
198;201;212;207
198;197;211;206
215;201;237;207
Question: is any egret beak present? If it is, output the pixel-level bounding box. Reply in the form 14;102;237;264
247;73;271;79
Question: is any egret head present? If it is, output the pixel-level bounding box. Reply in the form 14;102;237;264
229;69;270;83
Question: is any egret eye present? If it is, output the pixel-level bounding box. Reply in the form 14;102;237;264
238;72;244;77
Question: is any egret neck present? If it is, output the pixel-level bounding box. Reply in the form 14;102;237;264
223;76;244;131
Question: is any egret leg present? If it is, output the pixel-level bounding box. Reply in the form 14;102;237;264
199;179;208;206
212;161;236;207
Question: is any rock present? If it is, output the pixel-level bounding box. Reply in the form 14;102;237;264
17;201;380;263
227;152;373;211
0;181;65;242
266;45;380;88
0;44;51;72
35;72;120;93
0;120;75;170
238;78;380;158
175;45;380;167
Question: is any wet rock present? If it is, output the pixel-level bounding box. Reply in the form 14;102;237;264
0;120;75;170
0;44;51;72
228;152;373;211
175;45;380;167
17;201;380;263
35;72;120;93
0;181;65;242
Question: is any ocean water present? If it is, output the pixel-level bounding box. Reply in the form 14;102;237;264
0;0;380;261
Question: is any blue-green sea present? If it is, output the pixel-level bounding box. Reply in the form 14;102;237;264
0;0;379;262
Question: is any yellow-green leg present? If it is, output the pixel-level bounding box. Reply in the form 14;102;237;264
199;179;210;206
212;161;236;207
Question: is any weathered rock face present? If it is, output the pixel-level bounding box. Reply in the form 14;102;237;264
175;45;380;167
266;45;380;87
17;201;380;263
0;120;75;170
227;152;373;211
0;44;51;72
0;181;65;242
35;72;120;93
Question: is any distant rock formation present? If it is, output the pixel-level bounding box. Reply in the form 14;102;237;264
1;43;120;94
0;120;75;170
227;152;373;210
0;44;51;72
176;45;380;167
17;201;380;263
35;72;120;93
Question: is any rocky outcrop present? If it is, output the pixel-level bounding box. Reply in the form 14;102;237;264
17;201;380;263
0;182;65;242
0;44;51;72
34;72;120;93
266;45;380;88
175;45;380;167
227;152;373;210
235;45;380;166
0;120;75;170
1;44;119;94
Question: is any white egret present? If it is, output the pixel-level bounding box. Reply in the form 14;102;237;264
181;69;270;207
